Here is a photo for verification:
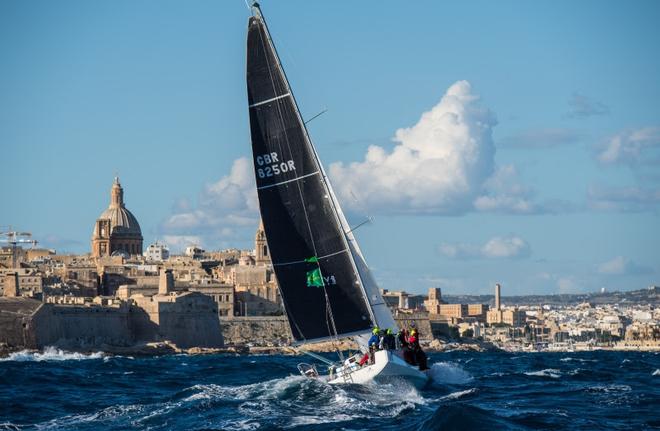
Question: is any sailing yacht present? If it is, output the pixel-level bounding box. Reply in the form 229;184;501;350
245;3;429;389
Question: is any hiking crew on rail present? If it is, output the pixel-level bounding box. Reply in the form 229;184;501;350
358;325;429;371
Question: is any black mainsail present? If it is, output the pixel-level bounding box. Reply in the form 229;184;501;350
246;4;376;343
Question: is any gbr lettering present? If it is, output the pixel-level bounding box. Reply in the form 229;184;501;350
256;152;296;179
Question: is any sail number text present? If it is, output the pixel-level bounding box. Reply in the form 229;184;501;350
256;152;296;179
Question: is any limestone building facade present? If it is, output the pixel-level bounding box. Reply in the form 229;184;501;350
423;287;444;313
91;177;143;258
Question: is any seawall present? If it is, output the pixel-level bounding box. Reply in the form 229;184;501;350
221;316;291;346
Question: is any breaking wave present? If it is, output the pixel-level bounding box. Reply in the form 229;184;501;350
586;384;632;393
560;357;597;363
653;369;660;376
0;346;104;362
437;388;478;401
427;361;473;385
524;368;562;379
29;374;430;430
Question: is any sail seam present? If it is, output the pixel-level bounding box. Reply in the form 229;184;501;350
257;171;319;190
272;249;348;267
249;92;291;108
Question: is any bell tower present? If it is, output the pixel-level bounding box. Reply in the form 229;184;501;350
255;220;270;265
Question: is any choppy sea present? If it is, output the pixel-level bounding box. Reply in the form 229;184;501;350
0;348;658;430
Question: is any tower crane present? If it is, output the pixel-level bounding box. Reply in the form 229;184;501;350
0;229;38;268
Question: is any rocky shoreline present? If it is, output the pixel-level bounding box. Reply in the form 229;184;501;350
1;337;502;359
4;337;658;359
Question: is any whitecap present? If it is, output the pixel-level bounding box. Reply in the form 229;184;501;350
652;369;660;376
183;375;308;403
218;374;429;428
524;368;562;378
428;362;473;385
560;357;596;363
587;384;632;393
438;388;478;401
33;403;146;429
0;346;104;362
222;419;261;431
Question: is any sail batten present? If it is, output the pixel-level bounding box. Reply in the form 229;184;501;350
246;7;376;342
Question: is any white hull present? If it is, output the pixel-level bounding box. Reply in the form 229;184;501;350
326;350;428;389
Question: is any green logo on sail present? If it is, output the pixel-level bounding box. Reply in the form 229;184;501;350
306;267;324;287
305;256;324;287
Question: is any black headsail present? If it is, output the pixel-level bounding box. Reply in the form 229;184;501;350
246;5;373;343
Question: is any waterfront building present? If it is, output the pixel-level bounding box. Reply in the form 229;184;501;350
486;283;527;327
91;177;143;258
487;308;527;327
234;283;281;316
423;287;444;313
0;268;43;297
437;303;469;319
144;242;170;262
467;304;490;322
184;246;205;259
382;289;409;309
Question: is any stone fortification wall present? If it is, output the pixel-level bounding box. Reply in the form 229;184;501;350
131;293;223;348
0;298;42;348
221;316;291;346
32;303;133;348
0;295;224;351
1;297;436;351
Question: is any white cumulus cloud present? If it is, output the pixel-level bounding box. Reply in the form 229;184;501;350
597;127;660;164
159;157;259;248
597;256;652;275
473;165;536;213
587;185;660;212
330;80;498;215
161;235;203;253
439;235;531;260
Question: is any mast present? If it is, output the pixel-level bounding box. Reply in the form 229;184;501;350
246;3;382;343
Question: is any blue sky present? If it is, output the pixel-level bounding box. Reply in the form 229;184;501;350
2;1;659;295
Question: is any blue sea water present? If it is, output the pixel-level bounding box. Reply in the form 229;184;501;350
0;348;658;430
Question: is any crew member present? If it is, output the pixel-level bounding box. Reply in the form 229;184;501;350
408;329;429;371
398;328;409;349
383;328;396;350
360;327;380;366
368;327;380;349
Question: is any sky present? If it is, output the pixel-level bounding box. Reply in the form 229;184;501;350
2;0;659;296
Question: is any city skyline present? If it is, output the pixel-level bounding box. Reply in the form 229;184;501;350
2;1;659;295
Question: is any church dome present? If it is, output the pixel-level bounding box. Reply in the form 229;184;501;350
93;206;142;237
92;177;142;237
